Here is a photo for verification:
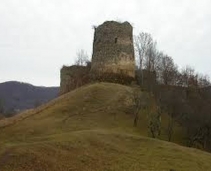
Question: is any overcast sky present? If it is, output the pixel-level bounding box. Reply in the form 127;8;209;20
0;0;211;86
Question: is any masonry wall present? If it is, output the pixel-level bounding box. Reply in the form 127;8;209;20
90;21;135;82
60;65;90;95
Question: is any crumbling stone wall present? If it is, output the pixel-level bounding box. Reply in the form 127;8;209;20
60;65;90;95
90;21;135;82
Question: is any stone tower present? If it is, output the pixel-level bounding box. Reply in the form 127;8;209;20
90;21;135;83
60;21;136;95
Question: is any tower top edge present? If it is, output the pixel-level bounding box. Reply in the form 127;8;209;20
95;20;132;30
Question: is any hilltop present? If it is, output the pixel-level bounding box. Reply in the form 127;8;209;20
0;82;211;171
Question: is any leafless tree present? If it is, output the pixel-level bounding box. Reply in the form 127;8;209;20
74;49;89;66
144;41;158;72
198;74;210;88
166;112;175;141
134;33;158;86
132;90;149;127
180;66;198;87
167;119;174;141
157;55;178;85
148;111;161;138
134;32;153;70
132;90;142;127
180;68;210;88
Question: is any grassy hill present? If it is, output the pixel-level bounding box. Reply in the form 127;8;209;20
0;82;211;171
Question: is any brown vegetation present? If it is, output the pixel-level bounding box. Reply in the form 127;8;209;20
134;31;211;151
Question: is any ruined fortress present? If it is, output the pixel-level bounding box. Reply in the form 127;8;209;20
60;21;135;95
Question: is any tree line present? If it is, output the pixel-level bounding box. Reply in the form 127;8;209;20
134;32;211;152
135;32;210;88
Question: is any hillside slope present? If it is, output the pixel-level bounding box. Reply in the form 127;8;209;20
0;83;211;171
0;81;59;115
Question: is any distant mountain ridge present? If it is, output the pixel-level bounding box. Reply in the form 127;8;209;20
0;81;59;116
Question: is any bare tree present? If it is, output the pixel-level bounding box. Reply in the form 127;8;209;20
198;74;210;88
134;33;158;86
167;112;175;141
134;32;153;70
180;71;211;88
144;41;158;72
148;111;161;138
74;49;89;66
157;55;178;85
132;90;149;127
180;66;198;87
132;90;142;127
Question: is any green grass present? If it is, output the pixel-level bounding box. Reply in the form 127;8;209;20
0;82;211;171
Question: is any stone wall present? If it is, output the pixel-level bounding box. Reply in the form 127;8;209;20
90;21;135;82
60;65;90;95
